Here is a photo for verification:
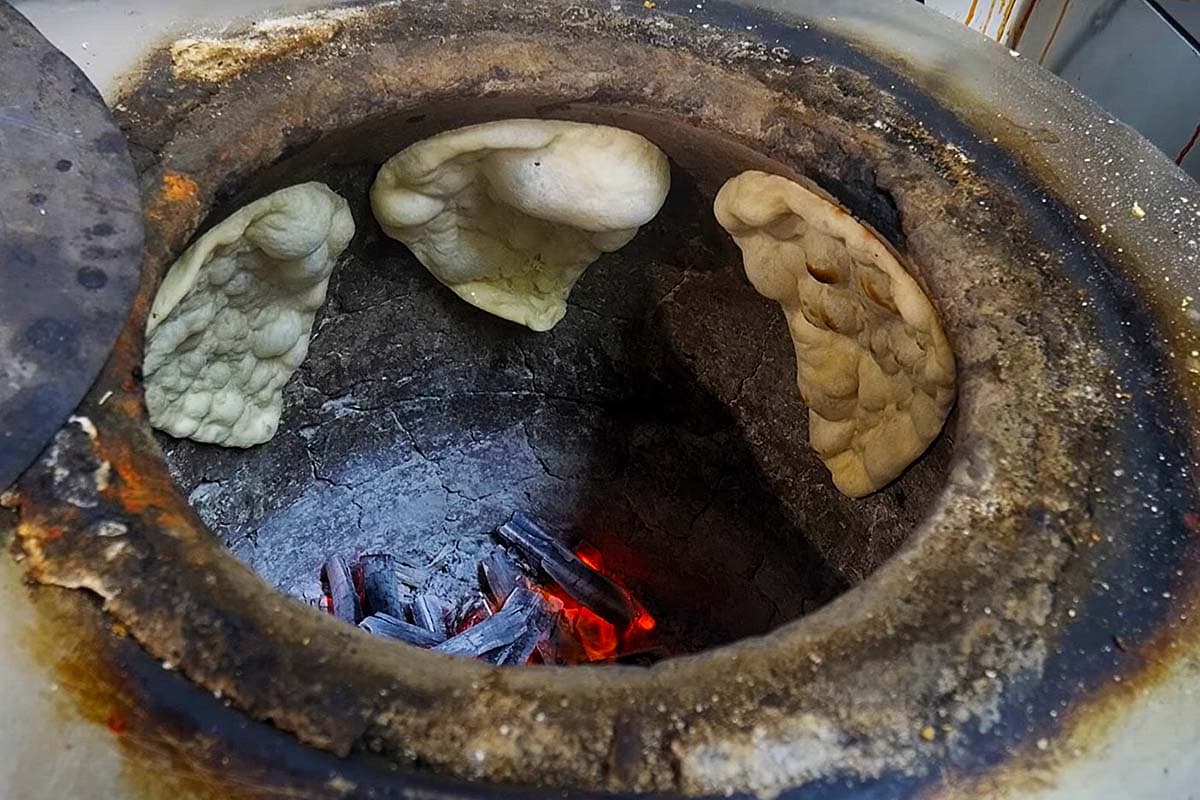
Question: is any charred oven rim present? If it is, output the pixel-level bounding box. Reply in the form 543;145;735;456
13;1;1200;797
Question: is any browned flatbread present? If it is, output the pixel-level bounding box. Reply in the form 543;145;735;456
714;171;956;497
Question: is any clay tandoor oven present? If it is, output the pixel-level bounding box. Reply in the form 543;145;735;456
4;1;1200;798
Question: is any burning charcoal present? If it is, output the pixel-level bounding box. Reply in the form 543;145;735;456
496;511;562;561
359;612;445;647
524;593;566;665
434;612;524;658
497;512;634;629
479;548;526;607
410;593;450;637
536;621;563;665
493;594;554;666
549;617;591;665
453;592;494;634
492;633;536;666
539;557;635;630
320;555;361;623
360;553;406;618
435;587;540;659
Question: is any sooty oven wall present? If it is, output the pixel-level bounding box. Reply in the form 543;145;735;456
159;106;953;652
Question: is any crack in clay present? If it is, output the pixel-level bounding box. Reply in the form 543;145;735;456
299;431;367;530
440;481;512;503
313;260;411;333
330;291;407;321
565;297;640;323
387;409;435;464
748;550;784;623
686;484;720;534
521;421;566;482
621;489;672;541
389;410;536;504
297;359;617;419
733;319;776;406
655;269;695;310
389;391;614;410
512;338;538;393
294;369;394;412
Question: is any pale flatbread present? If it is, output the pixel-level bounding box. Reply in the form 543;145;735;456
144;182;354;447
370;119;670;331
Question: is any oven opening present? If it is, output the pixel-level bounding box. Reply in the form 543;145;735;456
152;100;955;666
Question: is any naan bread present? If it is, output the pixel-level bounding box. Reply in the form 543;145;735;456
370;119;670;331
144;182;354;446
715;171;955;496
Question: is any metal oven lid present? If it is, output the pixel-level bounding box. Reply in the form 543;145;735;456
0;2;142;491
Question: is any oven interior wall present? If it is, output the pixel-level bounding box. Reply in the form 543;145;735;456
159;102;953;651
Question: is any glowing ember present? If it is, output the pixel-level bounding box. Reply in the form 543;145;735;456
575;545;603;571
574;544;656;634
566;607;619;661
522;543;659;664
317;514;667;666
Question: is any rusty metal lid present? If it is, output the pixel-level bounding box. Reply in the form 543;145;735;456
0;3;142;490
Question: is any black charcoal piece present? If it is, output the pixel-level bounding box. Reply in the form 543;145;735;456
493;593;554;666
497;513;634;629
435;587;540;658
539;557;635;630
320;554;361;623
495;512;562;563
360;553;406;618
411;593;450;637
536;620;563;665
552;619;594;665
359;612;445;646
434;612;525;657
479;548;526;606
